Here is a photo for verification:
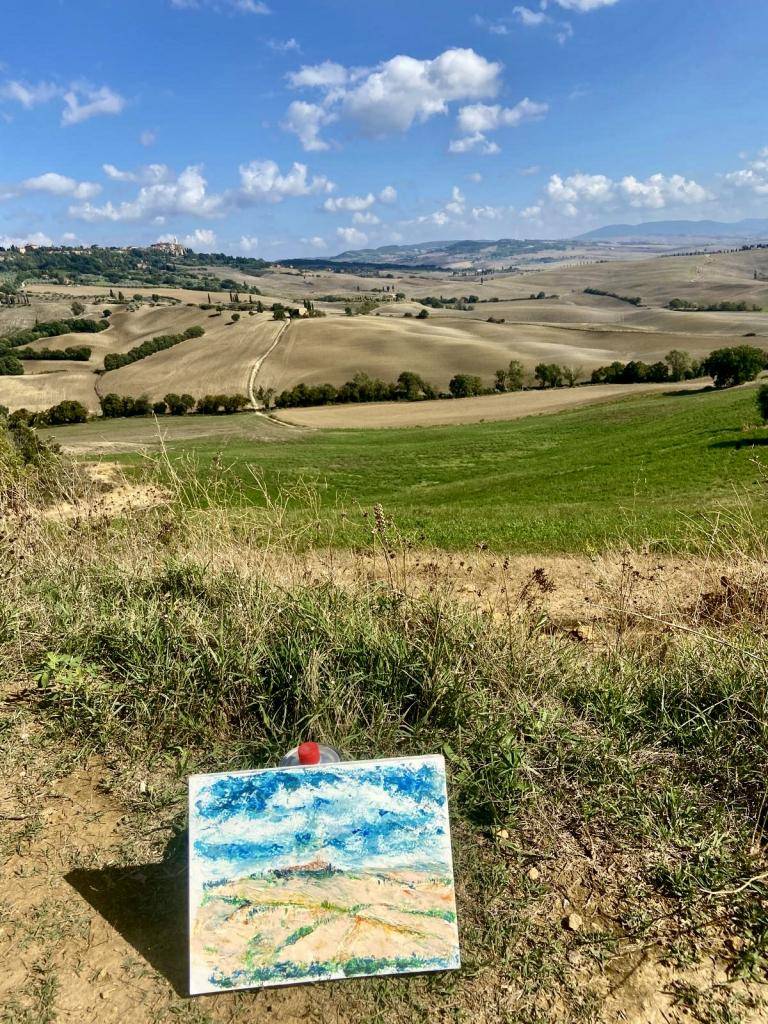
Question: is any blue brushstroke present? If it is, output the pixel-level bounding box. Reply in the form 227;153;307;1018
192;759;451;879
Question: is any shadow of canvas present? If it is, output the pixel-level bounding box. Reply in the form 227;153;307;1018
65;833;188;996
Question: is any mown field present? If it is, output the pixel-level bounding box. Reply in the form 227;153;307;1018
45;382;768;552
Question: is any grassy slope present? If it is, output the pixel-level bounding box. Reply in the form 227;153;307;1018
98;384;768;552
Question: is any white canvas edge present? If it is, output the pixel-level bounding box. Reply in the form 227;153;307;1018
187;753;460;996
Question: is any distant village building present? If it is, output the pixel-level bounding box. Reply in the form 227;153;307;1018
150;241;188;257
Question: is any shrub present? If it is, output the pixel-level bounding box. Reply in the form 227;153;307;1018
71;300;86;316
701;346;767;388
0;352;24;376
449;374;483;398
196;394;249;415
45;400;89;425
164;393;196;416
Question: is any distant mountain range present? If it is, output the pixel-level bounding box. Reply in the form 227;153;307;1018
576;218;768;241
325;237;577;268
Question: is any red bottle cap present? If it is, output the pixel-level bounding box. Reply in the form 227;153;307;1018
298;741;321;765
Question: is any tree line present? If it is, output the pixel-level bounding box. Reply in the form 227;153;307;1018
100;391;249;418
15;345;91;361
668;298;762;312
103;325;205;371
0;316;108;375
584;288;642;306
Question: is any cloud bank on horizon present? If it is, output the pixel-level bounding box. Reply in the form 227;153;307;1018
0;0;766;255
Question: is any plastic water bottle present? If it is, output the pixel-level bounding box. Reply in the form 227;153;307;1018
279;741;342;767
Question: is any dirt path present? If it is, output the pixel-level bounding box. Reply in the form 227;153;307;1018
248;319;290;408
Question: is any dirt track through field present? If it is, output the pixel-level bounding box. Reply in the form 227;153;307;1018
248;318;290;407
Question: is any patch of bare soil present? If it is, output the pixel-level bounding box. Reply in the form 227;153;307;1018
43;462;168;521
1;715;764;1024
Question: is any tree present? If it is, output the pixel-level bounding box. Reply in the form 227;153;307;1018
395;371;435;401
273;307;286;321
563;366;583;388
507;360;524;391
494;369;508;392
46;400;88;425
71;300;86;317
164;392;195;415
100;393;125;418
0;352;23;376
665;349;693;382
701;346;767;388
417;308;429;319
153;400;167;416
535;363;565;389
102;309;112;318
231;313;240;323
449;374;483;398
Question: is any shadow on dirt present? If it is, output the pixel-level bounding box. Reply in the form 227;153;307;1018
65;831;188;997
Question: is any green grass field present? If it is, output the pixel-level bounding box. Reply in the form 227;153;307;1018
46;384;768;552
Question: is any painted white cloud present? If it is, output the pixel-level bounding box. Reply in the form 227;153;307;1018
61;84;126;125
282;100;334;151
336;226;368;247
451;97;547;154
239;160;334;202
379;185;397;203
286;48;501;148
21;172;101;200
353;211;380;225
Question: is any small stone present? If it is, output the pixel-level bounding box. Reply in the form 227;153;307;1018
565;913;583;932
526;866;541;882
495;828;510;841
725;936;745;953
139;780;147;795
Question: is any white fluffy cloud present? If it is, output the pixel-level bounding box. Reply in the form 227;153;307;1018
21;172;101;200
0;80;60;108
549;0;618;10
0;79;126;125
723;147;768;197
451;97;548;154
353;211;380;225
236;235;259;252
103;163;169;184
300;235;327;249
336;226;368;247
70;165;223;221
543;170;713;218
379;185;397;203
61;84;125;125
323;193;375;213
0;231;54;248
158;227;216;248
285;48;501;149
170;0;270;12
282;101;335;151
414;185;467;226
239;160;333;202
513;6;548;26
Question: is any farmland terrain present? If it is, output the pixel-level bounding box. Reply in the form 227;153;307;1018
1;246;766;421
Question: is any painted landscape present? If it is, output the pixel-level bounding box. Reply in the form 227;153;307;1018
188;758;460;993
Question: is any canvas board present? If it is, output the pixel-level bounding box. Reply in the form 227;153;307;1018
188;754;460;994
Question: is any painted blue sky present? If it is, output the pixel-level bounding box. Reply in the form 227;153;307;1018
189;757;453;884
1;0;766;255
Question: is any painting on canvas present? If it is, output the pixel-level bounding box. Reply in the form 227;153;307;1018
188;754;460;994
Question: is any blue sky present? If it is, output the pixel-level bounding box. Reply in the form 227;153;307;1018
189;757;453;884
1;0;766;255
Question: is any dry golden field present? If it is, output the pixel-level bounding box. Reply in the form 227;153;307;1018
1;248;766;420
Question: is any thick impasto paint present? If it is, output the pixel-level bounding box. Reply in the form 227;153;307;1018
188;755;460;994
